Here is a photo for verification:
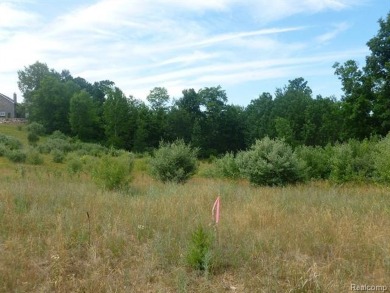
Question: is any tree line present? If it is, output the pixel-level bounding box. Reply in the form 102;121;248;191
16;13;390;157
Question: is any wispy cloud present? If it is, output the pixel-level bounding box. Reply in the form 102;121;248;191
246;0;363;22
316;22;351;43
0;0;379;104
0;2;39;29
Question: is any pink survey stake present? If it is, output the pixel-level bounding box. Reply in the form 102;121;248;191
212;196;220;224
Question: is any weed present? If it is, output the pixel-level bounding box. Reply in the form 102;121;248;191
186;225;214;274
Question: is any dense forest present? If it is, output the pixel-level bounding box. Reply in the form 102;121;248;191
16;13;389;157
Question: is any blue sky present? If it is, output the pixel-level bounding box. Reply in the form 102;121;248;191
0;0;388;106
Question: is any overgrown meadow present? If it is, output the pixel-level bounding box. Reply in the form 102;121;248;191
1;123;389;292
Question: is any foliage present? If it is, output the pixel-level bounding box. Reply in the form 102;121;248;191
236;137;305;186
103;87;132;149
0;144;7;157
0;134;22;151
373;134;390;183
67;156;83;174
29;75;79;134
334;13;390;138
69;90;100;141
92;154;134;190
6;150;27;163
329;139;376;183
38;137;73;154
52;149;66;163
26;149;44;165
147;86;170;111
150;140;198;183
295;145;333;180
26;122;45;136
186;225;213;272
214;152;241;179
27;132;39;146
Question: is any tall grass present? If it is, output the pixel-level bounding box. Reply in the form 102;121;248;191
0;162;389;292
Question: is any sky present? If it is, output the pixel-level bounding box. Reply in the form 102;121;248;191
0;0;389;106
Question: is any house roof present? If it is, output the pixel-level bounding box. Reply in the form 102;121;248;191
0;93;15;104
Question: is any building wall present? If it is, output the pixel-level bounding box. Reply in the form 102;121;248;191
0;94;16;118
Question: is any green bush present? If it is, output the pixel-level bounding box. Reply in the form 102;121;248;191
373;134;390;183
215;152;241;179
75;142;108;157
26;149;44;165
329;139;375;183
0;134;22;150
150;140;198;184
38;138;73;154
6;150;27;163
67;156;83;174
26;122;45;136
27;132;39;146
50;130;68;140
236;137;305;186
92;154;134;190
295;145;333;180
0;144;7;157
52;149;66;163
186;225;213;273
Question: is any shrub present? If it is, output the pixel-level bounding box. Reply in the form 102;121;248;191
27;132;39;146
295;145;333;180
67;156;83;174
186;225;213;273
39;138;73;154
26;149;44;165
0;134;22;150
236;137;305;186
52;149;66;163
92;154;134;190
26;122;45;136
76;142;108;157
329;139;375;183
0;144;7;157
6;150;27;163
373;134;390;183
215;152;241;179
50;130;68;140
150;140;198;184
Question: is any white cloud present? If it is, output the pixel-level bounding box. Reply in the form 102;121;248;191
316;22;351;43
0;2;39;29
247;0;363;22
0;0;373;103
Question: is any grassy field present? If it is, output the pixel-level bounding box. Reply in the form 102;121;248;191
1;124;389;292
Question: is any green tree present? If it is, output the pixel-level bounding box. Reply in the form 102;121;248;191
133;103;150;153
147;87;170;112
146;87;170;148
17;61;51;105
218;104;247;153
197;86;228;156
272;78;312;145
365;12;390;135
69;90;100;141
275;117;294;144
333;60;375;139
167;89;203;143
303;96;343;146
103;87;131;149
29;75;79;133
244;92;274;145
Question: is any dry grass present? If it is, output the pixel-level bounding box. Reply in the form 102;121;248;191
1;124;389;292
1;164;389;292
